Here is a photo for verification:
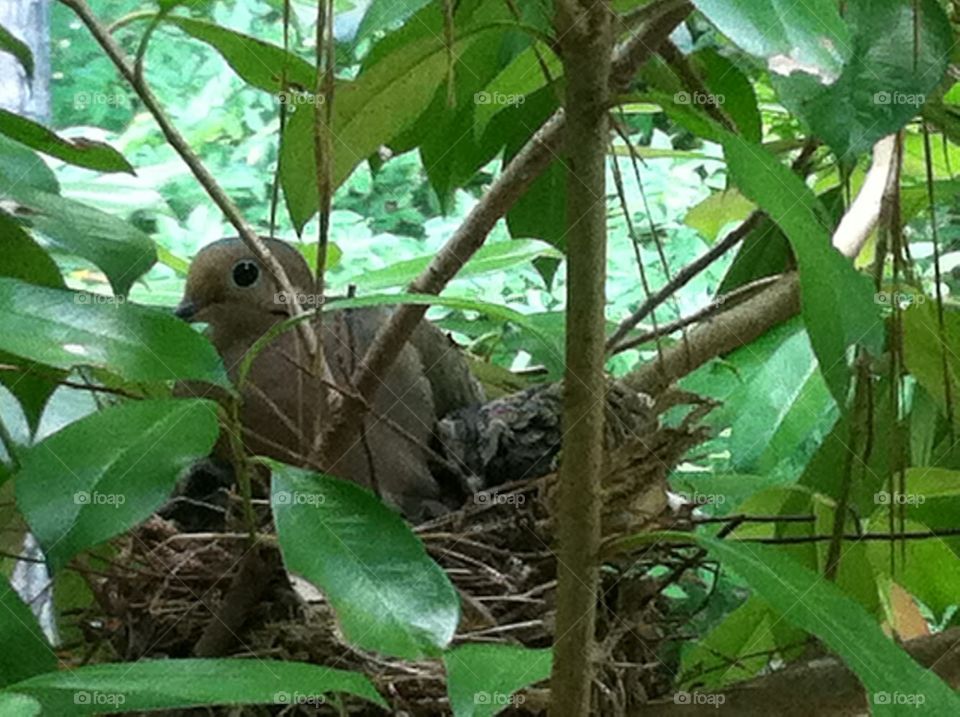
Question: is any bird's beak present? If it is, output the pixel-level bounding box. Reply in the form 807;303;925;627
174;299;197;320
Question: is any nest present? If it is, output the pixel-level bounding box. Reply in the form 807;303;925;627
66;389;713;716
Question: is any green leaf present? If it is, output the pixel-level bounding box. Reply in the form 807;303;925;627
0;278;229;387
445;644;552;717
661;534;960;715
0;350;60;435
680;597;781;688
272;466;459;659
281;25;495;231
340;239;562;292
0;575;56;688
721;131;882;403
473;41;561;138
4;658;385;714
717;215;790;293
162;16;315;92
355;0;433;43
693;48;761;143
504;86;564;253
774;0;951;161
902;299;960;429
725;327;835;472
16;399;219;570
0;109;133;174
0;693;41;717
0;185;154;296
0;24;33;79
0;211;63;288
0;135;59;195
867;518;960;619
692;0;849;85
683;189;755;243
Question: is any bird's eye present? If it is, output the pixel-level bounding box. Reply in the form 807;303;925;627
232;260;260;288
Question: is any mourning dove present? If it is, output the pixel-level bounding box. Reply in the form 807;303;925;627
174;237;482;519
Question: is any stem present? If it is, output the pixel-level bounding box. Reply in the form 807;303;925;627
308;0;337;461
549;0;612;713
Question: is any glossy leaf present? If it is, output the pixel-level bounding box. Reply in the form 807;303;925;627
1;186;154;296
4;658;385;714
445;644;552;717
0;24;33;79
0;108;133;174
273;466;459;659
0;576;56;688
16;399;219;569
0;279;229;387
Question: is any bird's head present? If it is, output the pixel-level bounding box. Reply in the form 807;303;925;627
175;237;315;323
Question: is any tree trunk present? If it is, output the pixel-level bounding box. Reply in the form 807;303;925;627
0;0;50;120
549;1;614;714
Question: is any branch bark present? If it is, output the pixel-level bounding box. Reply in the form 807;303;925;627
548;1;613;713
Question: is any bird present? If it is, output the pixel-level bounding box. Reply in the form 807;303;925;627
173;237;482;520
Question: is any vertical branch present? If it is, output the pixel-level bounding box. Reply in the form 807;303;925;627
549;0;612;714
310;0;336;458
269;0;292;238
922;124;954;436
